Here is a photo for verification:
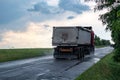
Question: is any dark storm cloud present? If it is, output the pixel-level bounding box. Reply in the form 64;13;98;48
59;0;89;14
0;0;90;32
67;16;75;19
0;0;37;31
28;0;89;14
28;2;50;14
27;1;61;14
43;24;50;28
0;0;27;24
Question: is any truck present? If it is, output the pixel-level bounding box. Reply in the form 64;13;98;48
52;26;94;59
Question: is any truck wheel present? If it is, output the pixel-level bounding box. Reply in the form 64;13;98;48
77;54;80;59
81;52;84;61
83;52;85;58
54;55;59;60
77;50;81;60
91;46;95;54
77;53;83;60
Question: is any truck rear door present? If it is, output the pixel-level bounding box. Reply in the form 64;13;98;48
52;27;78;46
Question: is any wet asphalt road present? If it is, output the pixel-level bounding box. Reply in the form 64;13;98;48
0;47;113;80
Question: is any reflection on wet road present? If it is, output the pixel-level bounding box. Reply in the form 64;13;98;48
0;47;113;80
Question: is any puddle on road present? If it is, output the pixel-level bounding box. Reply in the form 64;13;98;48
37;74;69;80
0;56;53;68
93;58;100;63
36;70;70;80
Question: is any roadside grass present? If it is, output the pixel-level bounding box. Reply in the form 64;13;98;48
76;51;120;80
0;48;52;62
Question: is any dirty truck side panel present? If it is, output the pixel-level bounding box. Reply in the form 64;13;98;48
78;29;91;45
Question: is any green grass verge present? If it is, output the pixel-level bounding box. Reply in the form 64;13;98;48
0;48;52;62
76;51;120;80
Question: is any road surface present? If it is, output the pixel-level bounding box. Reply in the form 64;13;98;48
0;47;113;80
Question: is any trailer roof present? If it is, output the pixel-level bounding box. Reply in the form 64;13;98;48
53;26;92;32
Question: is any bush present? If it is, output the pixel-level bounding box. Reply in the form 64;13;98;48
113;48;120;62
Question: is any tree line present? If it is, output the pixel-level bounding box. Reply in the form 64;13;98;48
85;0;120;61
95;0;120;62
94;35;111;46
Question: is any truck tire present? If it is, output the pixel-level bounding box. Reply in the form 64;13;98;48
77;49;81;59
82;52;85;60
77;54;80;59
77;48;84;60
78;52;84;60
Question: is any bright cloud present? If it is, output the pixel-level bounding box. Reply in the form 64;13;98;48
45;0;59;6
0;23;52;48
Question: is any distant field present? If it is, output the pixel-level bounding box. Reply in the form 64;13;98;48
0;48;52;62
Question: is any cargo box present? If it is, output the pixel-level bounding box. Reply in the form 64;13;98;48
52;27;91;46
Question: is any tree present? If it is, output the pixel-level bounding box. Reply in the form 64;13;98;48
94;35;111;46
95;0;120;61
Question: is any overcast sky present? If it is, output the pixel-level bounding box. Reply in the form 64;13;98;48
0;0;111;49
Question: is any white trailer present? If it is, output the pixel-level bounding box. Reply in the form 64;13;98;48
52;27;91;46
52;26;94;59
